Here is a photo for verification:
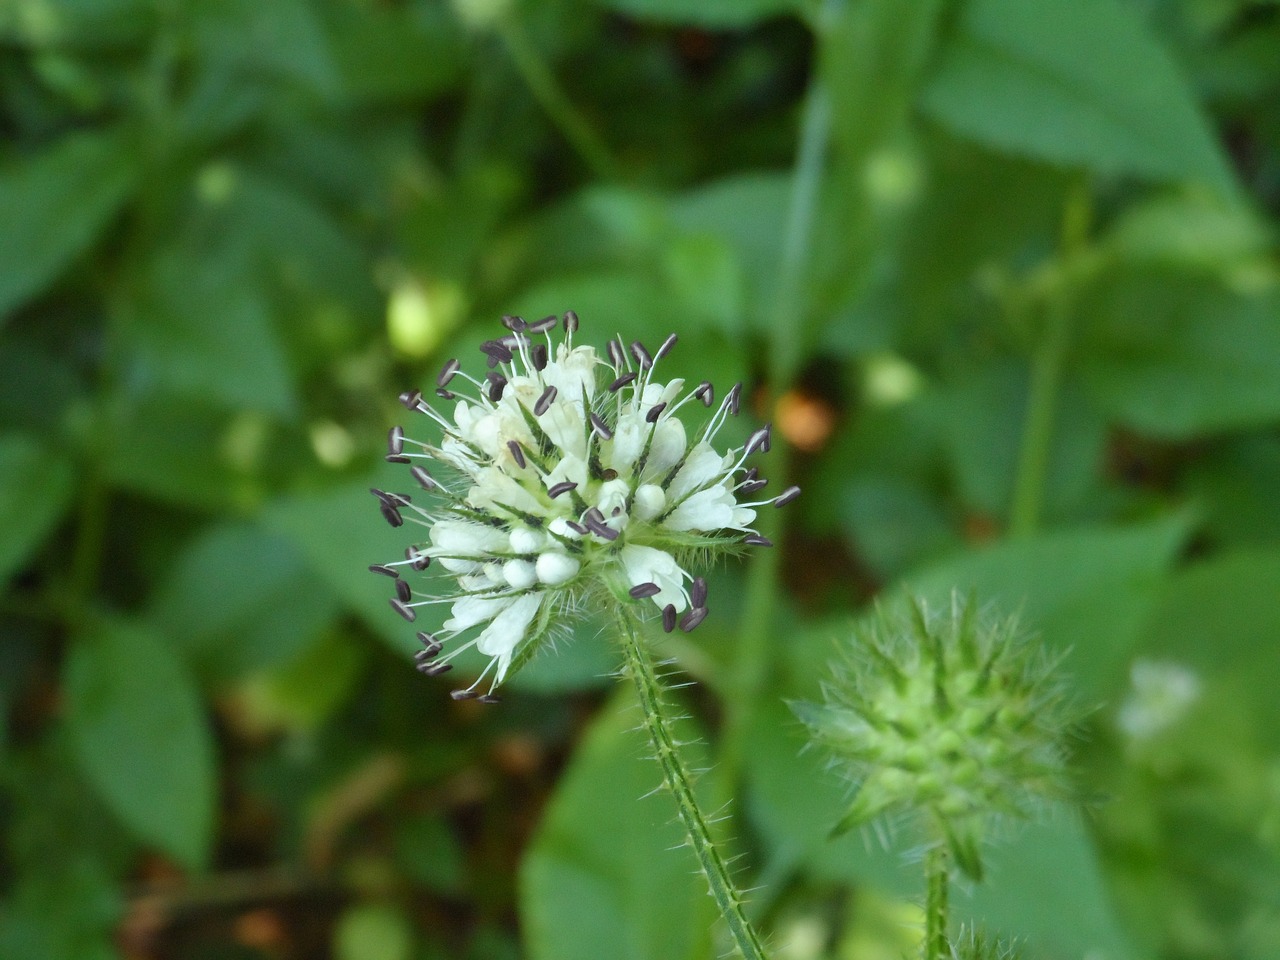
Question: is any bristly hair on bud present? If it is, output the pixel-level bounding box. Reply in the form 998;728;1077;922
371;312;798;700
790;591;1082;882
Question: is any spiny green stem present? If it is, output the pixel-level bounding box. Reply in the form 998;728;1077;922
924;843;950;960
616;609;770;960
498;18;620;182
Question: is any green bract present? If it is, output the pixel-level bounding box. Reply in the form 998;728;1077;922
792;593;1081;880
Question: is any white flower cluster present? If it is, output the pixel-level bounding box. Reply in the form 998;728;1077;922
371;312;798;700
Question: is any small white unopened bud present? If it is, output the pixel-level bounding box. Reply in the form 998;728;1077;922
633;484;666;520
536;552;580;586
503;559;537;590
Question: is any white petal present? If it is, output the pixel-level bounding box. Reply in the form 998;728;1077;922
644;416;687;480
665;486;739;531
476;592;543;682
667;444;728;501
619;544;688;612
444;594;514;633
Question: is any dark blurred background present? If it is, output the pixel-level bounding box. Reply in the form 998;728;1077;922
1;0;1278;958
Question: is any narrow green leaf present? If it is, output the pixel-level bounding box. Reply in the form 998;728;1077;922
920;0;1234;190
0;127;136;322
0;435;74;584
520;691;716;960
64;620;216;869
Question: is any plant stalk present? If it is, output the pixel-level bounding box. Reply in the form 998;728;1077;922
498;18;620;182
924;843;950;960
616;609;770;960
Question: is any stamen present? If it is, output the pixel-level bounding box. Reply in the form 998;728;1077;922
727;383;742;415
693;381;713;407
451;689;479;700
654;332;678;361
437;358;460;387
562;310;579;332
630;340;652;369
532;342;548;371
773;485;801;507
380;502;404;527
662;604;677;633
418;661;453;676
590;413;613;439
679;607;708;632
565;520;589;535
399;390;422;410
369;564;398;578
408;548;431;570
629;582;661;599
507;440;526;469
477;694;503;704
528;314;559;334
417;632;443;656
435;387;455;400
534;385;557;416
738;479;768;495
746;425;771;456
547;481;578;499
480;340;513;364
385;454;412;464
609;372;636;392
390;598;416;621
645;402;666;424
691;577;707;608
487;372;507;403
583;510;618;541
742;534;773;547
607;339;625;368
395;579;413;602
500;314;527;332
410;466;437;490
388;425;405;456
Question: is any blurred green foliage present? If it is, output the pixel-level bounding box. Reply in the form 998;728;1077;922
1;0;1278;958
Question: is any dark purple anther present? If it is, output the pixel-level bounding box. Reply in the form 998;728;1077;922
369;564;398;578
390;598;416;621
437;358;460;387
690;576;707;608
679;607;708;632
508;440;526;469
395;579;412;602
590;413;613;439
645;402;666;424
534;385;557;416
629;582;661;599
662;604;677;633
654;333;678;361
773;486;801;508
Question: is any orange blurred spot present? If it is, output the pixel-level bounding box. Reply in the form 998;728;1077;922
234;908;288;950
775;390;837;453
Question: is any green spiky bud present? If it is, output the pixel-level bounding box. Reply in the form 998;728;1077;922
792;593;1081;881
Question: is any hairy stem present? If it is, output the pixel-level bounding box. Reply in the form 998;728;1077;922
616;609;770;960
923;843;950;960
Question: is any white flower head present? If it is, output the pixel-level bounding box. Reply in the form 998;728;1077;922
370;312;799;701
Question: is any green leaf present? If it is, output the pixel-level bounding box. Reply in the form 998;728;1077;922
328;5;464;102
149;522;341;680
128;244;297;416
334;904;414;960
64;620;216;868
262;465;415;650
1137;549;1280;744
1078;275;1280;437
595;0;797;28
893;515;1191;695
0;435;74;584
955;817;1136;960
520;691;716;960
920;0;1234;191
0;127;136;322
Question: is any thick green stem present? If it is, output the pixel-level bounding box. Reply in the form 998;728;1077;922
923;844;950;960
616;610;770;960
498;18;620;181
